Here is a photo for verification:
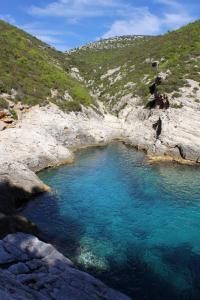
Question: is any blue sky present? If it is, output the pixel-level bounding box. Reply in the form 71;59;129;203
0;0;199;51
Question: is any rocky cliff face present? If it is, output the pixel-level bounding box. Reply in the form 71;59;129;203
120;104;200;163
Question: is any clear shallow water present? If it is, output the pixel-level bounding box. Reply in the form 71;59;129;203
23;143;200;300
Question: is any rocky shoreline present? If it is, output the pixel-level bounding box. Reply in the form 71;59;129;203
1;101;200;299
0;103;131;300
1;102;200;199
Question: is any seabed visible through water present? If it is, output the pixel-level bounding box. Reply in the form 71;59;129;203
23;143;200;300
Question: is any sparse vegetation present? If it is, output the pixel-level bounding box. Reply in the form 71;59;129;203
10;109;18;120
67;20;200;107
172;92;182;98
0;20;92;111
0;18;200;111
171;103;183;109
0;98;8;109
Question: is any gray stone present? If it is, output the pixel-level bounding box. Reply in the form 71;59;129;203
0;233;131;300
1;101;199;209
0;120;5;131
8;262;30;275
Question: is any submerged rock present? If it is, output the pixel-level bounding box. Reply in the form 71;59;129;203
0;233;131;300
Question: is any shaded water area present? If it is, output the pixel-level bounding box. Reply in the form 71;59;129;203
23;143;200;300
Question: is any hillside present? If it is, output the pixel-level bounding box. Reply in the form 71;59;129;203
0;19;200;116
67;20;200;110
0;20;92;112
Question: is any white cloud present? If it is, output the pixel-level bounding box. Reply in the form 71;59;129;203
22;0;198;49
155;0;195;27
27;0;197;39
20;22;69;51
163;13;193;29
29;0;123;18
103;1;196;38
22;22;62;36
103;9;161;38
0;13;71;51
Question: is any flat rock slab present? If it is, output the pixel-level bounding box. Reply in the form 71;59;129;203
0;233;131;300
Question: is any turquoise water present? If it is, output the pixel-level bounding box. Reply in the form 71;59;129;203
23;143;200;300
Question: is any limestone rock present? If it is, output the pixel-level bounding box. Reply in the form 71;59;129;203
0;120;5;131
119;103;200;163
0;162;50;206
0;100;200;207
0;233;131;300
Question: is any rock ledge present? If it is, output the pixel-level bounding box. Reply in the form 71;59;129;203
0;233;131;300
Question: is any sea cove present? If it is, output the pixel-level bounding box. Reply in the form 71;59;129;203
1;14;200;299
23;143;200;300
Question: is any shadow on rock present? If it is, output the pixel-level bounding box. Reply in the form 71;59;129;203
0;233;130;300
0;180;44;239
21;191;86;258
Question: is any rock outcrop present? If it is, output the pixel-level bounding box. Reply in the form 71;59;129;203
0;233;131;300
120;104;200;163
0;103;124;202
1;101;200;203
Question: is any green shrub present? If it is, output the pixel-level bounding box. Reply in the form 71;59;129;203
67;20;200;107
10;109;18;120
0;98;8;109
0;19;93;111
172;92;182;98
171;103;183;109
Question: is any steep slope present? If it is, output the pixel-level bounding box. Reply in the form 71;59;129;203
67;20;200;110
0;20;92;112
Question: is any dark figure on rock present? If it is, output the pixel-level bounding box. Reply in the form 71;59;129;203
147;76;170;110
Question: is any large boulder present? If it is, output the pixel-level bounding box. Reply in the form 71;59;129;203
0;163;50;212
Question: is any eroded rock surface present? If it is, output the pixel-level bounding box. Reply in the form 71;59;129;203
0;233;131;300
120;104;200;163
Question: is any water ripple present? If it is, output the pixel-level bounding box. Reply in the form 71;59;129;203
23;143;200;300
